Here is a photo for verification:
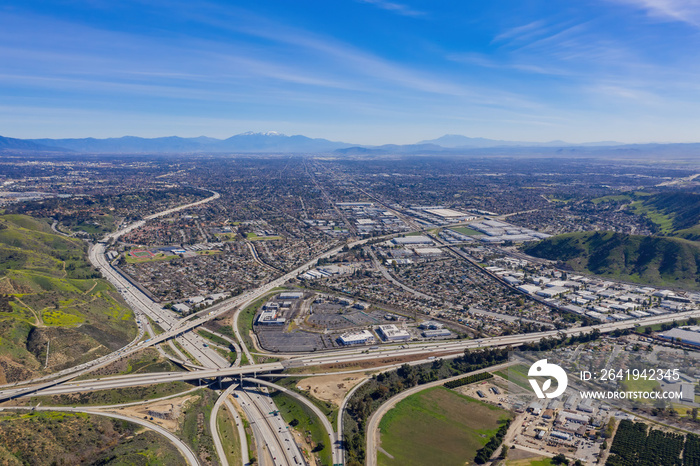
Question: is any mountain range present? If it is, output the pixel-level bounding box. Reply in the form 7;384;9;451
1;132;700;158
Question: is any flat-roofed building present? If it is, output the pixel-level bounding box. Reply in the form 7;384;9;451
659;328;700;347
338;330;375;346
257;309;286;325
377;324;411;341
422;329;452;338
392;235;433;245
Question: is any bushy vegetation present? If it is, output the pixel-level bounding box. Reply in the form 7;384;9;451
0;411;184;465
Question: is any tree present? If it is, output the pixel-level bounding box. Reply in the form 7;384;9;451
313;442;325;452
500;445;508;459
552;453;569;465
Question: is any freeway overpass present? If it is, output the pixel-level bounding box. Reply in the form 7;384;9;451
4;307;699;402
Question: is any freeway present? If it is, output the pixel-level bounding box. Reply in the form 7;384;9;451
236;386;301;466
0;189;225;392
7;184;700;466
246;377;341;466
4;307;699;402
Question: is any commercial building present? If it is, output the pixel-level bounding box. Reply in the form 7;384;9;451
256;309;286;325
680;384;695;403
377;324;411;341
338;330;375;346
536;286;568;298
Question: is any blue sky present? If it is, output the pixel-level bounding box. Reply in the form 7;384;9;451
2;0;700;144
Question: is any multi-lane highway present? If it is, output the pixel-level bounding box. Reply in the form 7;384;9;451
5;187;700;466
236;385;304;466
4;307;699;403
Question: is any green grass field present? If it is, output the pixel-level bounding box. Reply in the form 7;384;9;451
620;376;661;396
506;457;553;466
378;386;512;466
217;402;243;466
450;226;483;236
246;232;283;241
495;364;531;391
591;194;633;205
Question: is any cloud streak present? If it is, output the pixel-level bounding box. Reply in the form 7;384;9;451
607;0;700;26
356;0;425;17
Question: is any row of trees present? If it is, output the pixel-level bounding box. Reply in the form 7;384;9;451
474;418;511;464
443;372;493;389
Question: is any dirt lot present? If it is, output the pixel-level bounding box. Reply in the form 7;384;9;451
456;377;510;407
113;393;195;431
296;374;367;406
311;350;465;373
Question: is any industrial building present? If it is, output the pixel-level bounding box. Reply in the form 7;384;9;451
550;431;572;441
680;384;696;403
172;303;191;313
337;330;376;346
422;329;452;338
377;324;411;341
413;247;443;257
659;328;700;347
391;235;433;245
279;291;304;300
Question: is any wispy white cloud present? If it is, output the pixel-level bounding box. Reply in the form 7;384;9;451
606;0;700;27
356;0;425;17
493;20;549;43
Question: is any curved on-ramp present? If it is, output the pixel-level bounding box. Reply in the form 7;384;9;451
210;383;250;466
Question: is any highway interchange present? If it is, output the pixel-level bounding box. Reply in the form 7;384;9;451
2;190;700;466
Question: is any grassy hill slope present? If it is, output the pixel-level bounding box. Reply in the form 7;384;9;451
592;191;700;238
523;231;700;290
0;214;136;383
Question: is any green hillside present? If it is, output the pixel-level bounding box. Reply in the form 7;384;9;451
592;191;700;238
0;214;136;383
523;231;700;289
